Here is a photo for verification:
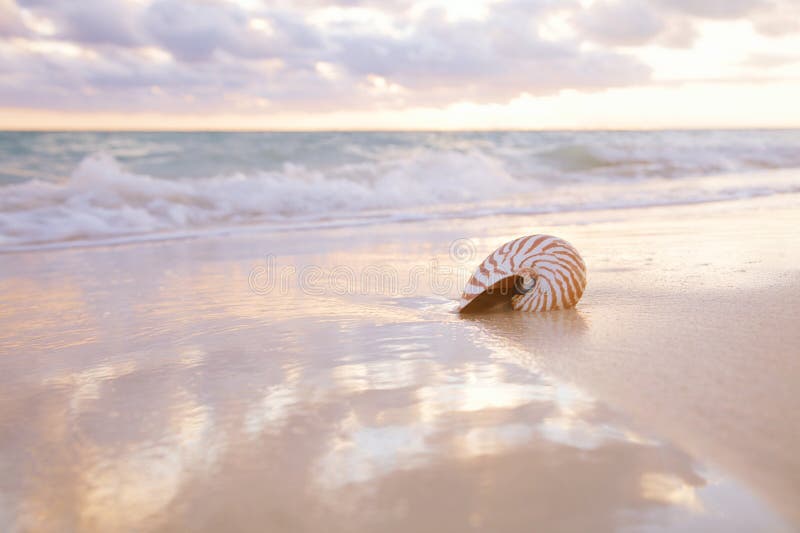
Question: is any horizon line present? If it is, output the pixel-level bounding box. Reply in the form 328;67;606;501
2;126;800;133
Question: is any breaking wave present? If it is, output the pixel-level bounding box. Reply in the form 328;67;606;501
2;129;800;251
0;151;530;250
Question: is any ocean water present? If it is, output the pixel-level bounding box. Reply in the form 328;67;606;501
1;130;799;251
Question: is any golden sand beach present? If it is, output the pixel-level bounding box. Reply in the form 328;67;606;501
1;192;798;532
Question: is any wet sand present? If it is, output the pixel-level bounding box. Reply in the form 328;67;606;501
1;192;799;532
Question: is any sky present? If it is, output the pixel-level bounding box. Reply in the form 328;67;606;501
1;0;799;130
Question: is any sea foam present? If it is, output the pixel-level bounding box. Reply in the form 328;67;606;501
0;151;528;250
2;130;800;251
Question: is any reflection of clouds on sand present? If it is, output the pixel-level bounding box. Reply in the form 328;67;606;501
537;380;647;451
78;394;220;530
1;306;777;532
243;362;307;436
459;309;645;451
316;413;430;489
44;359;138;413
641;472;705;513
454;424;535;458
333;359;432;392
539;413;655;451
416;364;548;415
0;351;227;531
0;239;792;533
0;276;98;352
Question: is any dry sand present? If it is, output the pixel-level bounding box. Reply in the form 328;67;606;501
0;193;798;532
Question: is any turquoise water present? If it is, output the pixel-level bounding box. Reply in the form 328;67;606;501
1;130;799;250
3;130;800;184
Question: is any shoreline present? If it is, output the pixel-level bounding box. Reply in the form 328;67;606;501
0;168;800;255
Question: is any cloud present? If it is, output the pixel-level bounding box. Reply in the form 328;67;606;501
741;52;800;69
0;0;653;111
271;0;414;11
141;1;324;64
12;0;140;45
750;1;800;36
571;0;703;48
57;0;141;46
0;0;794;115
318;2;651;103
143;0;250;61
654;0;765;19
0;0;26;36
573;1;665;46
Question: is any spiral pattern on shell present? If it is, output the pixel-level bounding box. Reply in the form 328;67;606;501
458;234;587;312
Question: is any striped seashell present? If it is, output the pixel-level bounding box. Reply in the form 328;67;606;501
458;234;587;313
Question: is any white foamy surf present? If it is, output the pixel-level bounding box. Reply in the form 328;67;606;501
1;130;799;252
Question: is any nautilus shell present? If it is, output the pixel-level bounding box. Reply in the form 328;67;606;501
458;234;587;313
